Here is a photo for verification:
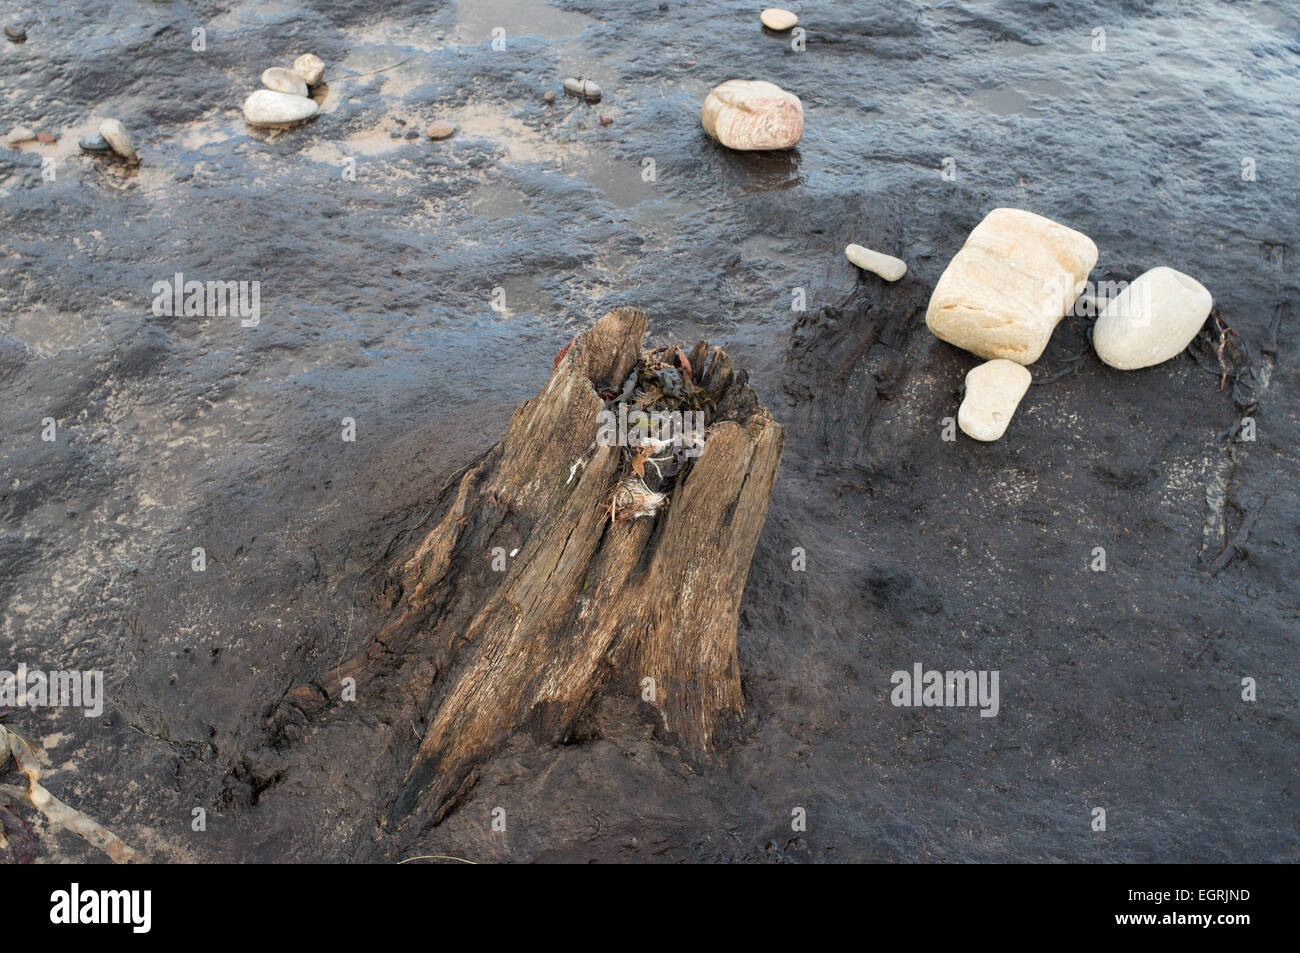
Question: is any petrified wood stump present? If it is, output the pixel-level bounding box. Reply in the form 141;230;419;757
269;307;784;836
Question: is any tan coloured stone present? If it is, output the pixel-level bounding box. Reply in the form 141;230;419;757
761;9;798;30
845;243;907;281
957;359;1032;441
701;80;803;151
926;208;1098;364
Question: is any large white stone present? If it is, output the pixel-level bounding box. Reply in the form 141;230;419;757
926;208;1098;364
845;243;907;281
262;67;309;97
293;53;325;86
1092;266;1213;370
958;359;1032;442
701;80;803;151
242;89;320;125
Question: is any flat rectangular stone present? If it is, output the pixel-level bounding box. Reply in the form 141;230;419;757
926;208;1098;364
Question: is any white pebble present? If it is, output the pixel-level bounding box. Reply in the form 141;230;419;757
760;9;798;30
293;53;325;86
98;119;136;161
4;124;35;146
845;243;907;281
562;77;601;101
958;359;1032;442
262;67;309;98
1092;266;1213;370
243;89;320;125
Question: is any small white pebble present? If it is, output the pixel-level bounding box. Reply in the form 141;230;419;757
845;243;907;281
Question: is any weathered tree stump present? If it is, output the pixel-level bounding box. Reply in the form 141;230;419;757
269;307;784;837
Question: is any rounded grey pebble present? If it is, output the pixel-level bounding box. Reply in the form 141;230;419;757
4;23;27;43
79;133;111;153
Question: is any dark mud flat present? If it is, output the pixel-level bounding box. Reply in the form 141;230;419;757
0;0;1297;863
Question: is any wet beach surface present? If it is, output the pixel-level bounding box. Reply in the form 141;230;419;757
1;0;1297;861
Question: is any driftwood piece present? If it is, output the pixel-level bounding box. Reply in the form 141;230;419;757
269;307;784;837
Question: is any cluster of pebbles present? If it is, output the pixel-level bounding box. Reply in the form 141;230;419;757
926;208;1213;441
4;119;136;163
844;209;1212;441
242;54;325;126
78;119;137;163
687;7;1213;443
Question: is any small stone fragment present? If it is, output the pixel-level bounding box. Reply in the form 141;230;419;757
760;9;798;31
292;53;325;86
262;66;309;98
1092;266;1213;370
35;131;56;143
404;129;419;140
543;90;555;103
845;243;907;281
426;120;456;140
242;89;320;125
98;119;136;160
701;79;803;151
4;24;26;43
4;124;35;146
957;359;1032;442
562;77;601;102
79;133;111;153
925;208;1098;364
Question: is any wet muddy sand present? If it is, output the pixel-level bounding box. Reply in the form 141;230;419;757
0;0;1297;862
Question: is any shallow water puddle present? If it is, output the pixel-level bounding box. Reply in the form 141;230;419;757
449;0;597;45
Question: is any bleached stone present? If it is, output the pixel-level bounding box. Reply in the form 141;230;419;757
293;53;325;86
1092;266;1213;370
98;119;136;160
925;208;1098;364
242;89;320;125
845;243;907;281
958;359;1032;442
761;9;798;30
4;124;35;145
262;67;309;97
701;79;803;151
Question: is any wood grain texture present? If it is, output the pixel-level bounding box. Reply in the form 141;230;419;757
269;308;784;836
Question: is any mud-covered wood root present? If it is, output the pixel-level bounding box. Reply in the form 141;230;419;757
270;307;784;835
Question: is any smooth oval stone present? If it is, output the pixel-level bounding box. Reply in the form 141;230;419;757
293;53;325;86
1093;266;1213;370
4;124;35;145
562;77;601;102
845;243;907;281
426;120;456;140
4;24;26;43
79;133;111;153
701;79;803;151
760;8;798;30
98;119;135;160
926;208;1098;365
243;89;320;125
262;67;309;97
958;359;1032;442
